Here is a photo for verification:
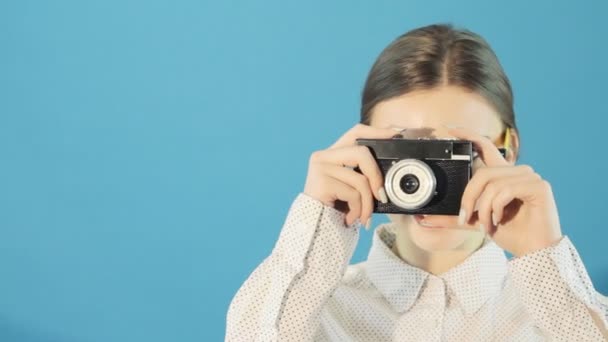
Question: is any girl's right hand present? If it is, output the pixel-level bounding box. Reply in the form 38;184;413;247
303;124;396;228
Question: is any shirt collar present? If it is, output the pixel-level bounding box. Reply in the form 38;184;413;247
365;223;508;316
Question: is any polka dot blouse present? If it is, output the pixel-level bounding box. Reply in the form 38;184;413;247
226;194;608;341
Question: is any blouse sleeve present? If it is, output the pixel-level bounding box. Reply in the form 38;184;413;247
225;193;360;342
508;235;608;341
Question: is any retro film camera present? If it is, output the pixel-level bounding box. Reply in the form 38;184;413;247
356;137;506;215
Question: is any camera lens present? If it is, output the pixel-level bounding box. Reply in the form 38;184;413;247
400;174;420;194
384;159;436;210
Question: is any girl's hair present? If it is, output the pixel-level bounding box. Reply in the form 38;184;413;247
360;24;517;136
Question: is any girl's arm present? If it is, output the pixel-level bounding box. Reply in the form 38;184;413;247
509;236;608;340
225;193;359;341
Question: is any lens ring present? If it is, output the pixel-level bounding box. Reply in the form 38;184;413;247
384;159;436;210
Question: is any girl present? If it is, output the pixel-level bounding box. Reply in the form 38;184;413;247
226;24;608;341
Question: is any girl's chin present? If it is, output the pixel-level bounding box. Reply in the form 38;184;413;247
410;224;479;251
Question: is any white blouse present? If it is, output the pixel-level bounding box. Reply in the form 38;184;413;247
226;194;608;341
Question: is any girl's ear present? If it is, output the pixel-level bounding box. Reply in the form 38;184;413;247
505;127;520;164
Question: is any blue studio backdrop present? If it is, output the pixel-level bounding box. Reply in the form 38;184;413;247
1;1;607;341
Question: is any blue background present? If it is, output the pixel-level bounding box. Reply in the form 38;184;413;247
1;0;607;341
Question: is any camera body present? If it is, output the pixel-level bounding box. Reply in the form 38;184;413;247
356;138;473;215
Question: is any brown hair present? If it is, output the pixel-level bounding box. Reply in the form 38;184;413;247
360;24;517;136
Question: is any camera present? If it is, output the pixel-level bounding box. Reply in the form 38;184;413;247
356;137;474;215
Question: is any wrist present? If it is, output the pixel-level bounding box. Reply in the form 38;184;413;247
512;234;564;258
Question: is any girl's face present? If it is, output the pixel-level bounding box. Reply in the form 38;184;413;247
369;85;512;253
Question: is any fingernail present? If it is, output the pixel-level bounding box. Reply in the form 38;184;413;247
365;217;372;230
492;213;498;227
479;223;485;233
379;187;388;204
458;208;466;226
443;124;463;129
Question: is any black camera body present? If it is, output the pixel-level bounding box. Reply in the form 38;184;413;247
356;138;473;215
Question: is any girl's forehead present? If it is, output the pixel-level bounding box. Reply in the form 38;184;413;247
389;126;495;141
371;113;503;143
369;86;504;139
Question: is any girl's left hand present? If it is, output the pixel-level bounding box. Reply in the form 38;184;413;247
447;126;563;258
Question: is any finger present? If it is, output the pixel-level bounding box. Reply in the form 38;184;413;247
491;178;550;227
445;126;508;167
476;173;541;232
461;165;537;223
311;145;386;202
323;164;374;226
326;176;362;226
330;124;397;149
491;175;542;226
